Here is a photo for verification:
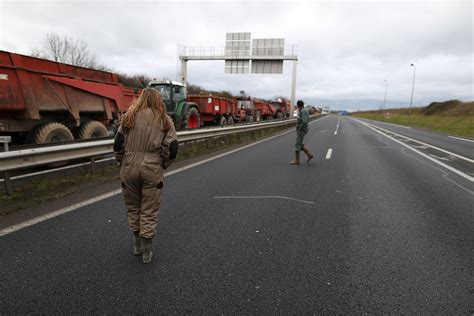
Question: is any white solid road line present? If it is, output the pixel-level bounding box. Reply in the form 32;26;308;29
213;195;314;205
449;136;474;143
0;116;331;237
0;190;122;237
326;148;333;160
370;120;412;129
352;118;474;182
366;122;474;163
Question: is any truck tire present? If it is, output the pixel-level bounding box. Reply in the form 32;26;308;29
31;122;74;167
33;122;74;144
227;116;235;125
220;116;227;126
78;121;109;139
184;107;200;129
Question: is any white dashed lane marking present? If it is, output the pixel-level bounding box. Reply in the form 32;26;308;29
326;148;333;160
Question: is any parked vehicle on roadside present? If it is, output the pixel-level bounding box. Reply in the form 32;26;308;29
0;50;293;145
270;98;292;119
0;50;140;146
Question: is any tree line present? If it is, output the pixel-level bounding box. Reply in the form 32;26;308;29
31;32;288;101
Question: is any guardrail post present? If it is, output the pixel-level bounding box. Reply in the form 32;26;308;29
90;157;97;174
1;136;13;196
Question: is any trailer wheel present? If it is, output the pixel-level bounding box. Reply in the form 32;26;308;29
32;122;74;144
184;107;200;129
227;116;235;125
31;122;74;167
78;121;109;139
220;116;227;126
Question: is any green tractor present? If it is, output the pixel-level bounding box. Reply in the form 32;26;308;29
148;80;201;130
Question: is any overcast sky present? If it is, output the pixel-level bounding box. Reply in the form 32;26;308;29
1;0;472;111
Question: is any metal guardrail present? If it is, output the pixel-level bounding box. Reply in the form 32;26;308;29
0;118;298;173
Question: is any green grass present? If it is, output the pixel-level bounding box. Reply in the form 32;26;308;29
0;165;120;215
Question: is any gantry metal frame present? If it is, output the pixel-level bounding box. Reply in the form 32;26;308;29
178;46;298;105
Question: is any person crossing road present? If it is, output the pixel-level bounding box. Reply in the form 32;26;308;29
290;100;314;165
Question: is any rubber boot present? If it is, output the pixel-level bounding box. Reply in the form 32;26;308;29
290;151;300;165
142;237;153;264
302;145;314;163
133;231;142;256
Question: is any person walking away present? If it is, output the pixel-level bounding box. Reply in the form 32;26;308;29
114;88;178;264
290;100;314;165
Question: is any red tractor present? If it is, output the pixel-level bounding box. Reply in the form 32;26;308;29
234;96;261;123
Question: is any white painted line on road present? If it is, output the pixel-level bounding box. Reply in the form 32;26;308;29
0;116;331;237
352;118;474;182
0;189;122;237
325;148;333;160
213;195;314;205
370;120;412;129
357;120;473;163
449;136;474;143
334;117;340;135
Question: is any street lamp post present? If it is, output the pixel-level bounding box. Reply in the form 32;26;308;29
383;79;388;115
408;63;416;124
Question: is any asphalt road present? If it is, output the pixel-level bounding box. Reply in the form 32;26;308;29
356;118;474;159
1;115;473;314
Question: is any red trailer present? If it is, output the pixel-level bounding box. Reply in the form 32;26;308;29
254;99;277;120
186;94;237;126
0;50;140;145
234;97;261;123
270;98;292;119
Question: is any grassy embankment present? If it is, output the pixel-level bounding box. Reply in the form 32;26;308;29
351;100;474;138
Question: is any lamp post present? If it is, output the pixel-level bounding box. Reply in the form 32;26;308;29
408;63;416;124
383;79;388;114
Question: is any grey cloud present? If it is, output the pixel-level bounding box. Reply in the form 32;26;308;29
1;0;471;110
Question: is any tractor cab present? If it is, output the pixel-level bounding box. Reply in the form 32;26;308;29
149;80;195;130
148;80;187;113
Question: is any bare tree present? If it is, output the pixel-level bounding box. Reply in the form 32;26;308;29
32;32;98;68
116;73;152;88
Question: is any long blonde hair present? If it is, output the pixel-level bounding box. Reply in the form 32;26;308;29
121;87;170;131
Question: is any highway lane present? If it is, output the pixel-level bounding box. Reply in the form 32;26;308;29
356;117;474;159
0;115;472;314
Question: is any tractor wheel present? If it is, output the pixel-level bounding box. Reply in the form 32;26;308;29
220;116;227;126
78;121;109;139
227;116;235;125
184;107;201;130
31;122;74;167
